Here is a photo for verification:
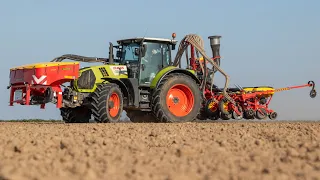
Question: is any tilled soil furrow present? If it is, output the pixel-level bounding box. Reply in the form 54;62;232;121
0;121;319;180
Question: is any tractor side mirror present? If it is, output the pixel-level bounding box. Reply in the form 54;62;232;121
172;44;176;50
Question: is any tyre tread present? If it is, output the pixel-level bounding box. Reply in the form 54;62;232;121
90;83;123;123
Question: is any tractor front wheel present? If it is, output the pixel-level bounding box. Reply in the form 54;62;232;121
91;83;123;123
151;73;201;123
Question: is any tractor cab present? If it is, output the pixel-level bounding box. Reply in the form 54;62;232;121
114;35;177;86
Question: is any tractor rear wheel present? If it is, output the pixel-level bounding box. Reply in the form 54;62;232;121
91;83;123;123
151;73;201;123
60;106;91;123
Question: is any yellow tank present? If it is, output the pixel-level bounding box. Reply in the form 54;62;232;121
243;86;275;96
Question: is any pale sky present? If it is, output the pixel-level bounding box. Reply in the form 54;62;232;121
1;0;319;120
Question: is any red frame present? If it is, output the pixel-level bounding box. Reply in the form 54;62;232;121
186;43;315;117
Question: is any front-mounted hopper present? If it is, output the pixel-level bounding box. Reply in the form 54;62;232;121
8;62;80;109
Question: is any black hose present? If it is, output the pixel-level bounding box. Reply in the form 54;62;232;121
50;54;108;63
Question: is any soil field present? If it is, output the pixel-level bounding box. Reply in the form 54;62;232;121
0;121;319;180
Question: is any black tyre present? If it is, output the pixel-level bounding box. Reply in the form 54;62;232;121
232;105;244;120
221;112;232;120
255;108;267;120
218;97;233;120
218;97;232;115
244;109;255;120
91;83;123;123
151;73;201;123
269;111;278;120
205;99;220;120
60;106;91;123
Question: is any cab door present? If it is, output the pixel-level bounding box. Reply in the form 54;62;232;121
139;43;170;85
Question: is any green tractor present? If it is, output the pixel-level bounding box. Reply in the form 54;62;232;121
58;34;204;123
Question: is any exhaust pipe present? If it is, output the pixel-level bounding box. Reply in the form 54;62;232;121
208;35;221;72
109;42;114;64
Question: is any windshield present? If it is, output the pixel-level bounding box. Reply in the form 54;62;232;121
121;43;140;62
143;42;170;65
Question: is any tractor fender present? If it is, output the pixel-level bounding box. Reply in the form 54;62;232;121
101;78;129;100
151;66;200;90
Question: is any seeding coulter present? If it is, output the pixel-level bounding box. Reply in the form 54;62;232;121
8;33;317;123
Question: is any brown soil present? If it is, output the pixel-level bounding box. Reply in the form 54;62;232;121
0;121;319;180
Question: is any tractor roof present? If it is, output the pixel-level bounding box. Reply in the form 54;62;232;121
117;37;177;45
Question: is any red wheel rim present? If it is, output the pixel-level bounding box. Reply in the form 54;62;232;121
108;92;120;117
166;84;194;117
